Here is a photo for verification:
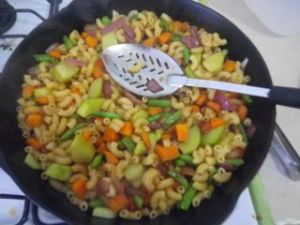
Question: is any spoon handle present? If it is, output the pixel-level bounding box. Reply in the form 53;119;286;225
168;75;300;108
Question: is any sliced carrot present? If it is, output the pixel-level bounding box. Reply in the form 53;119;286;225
238;105;248;121
143;37;156;47
191;105;200;113
22;85;35;99
35;96;49;105
25;113;43;128
175;123;188;142
156;144;180;162
206;101;221;113
81;129;91;141
162;133;171;140
200;121;211;134
104;151;119;165
71;179;87;199
141;131;151;149
195;94;208;107
210;117;225;129
103;128;120;142
107;194;129;212
92;58;105;78
70;86;81;95
148;107;163;116
120;122;134;137
97;140;109;155
48;48;61;59
26;138;43;151
85;35;98;48
223;60;236;73
158;32;172;44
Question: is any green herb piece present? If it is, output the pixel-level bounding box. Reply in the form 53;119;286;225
133;195;144;208
63;35;75;50
33;54;55;63
101;16;111;25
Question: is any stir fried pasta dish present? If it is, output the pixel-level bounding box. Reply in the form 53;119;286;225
17;10;255;220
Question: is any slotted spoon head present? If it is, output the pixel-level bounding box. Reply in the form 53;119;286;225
101;44;183;97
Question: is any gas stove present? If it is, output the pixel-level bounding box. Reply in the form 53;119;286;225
0;0;268;224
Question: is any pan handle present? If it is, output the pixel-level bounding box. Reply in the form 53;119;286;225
271;124;300;180
47;0;62;17
269;86;300;108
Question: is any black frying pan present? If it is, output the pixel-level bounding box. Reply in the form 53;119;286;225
0;0;275;224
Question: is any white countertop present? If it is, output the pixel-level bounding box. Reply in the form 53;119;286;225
208;0;300;223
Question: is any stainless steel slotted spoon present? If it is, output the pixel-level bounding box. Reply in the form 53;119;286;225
102;44;300;108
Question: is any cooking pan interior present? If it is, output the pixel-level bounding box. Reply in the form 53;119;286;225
0;0;275;224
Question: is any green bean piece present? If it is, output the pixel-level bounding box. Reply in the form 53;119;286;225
242;95;253;105
121;137;136;154
179;185;197;211
63;35;75;50
133;195;144;208
148;113;162;123
89;198;106;208
171;33;182;41
226;159;245;167
238;124;249;144
59;123;86;143
33;54;55;63
175;159;186;167
88;111;122;120
179;154;194;166
183;45;190;65
168;170;189;188
164;111;183;126
160;18;169;31
90;155;103;169
101;16;111;25
148;99;171;108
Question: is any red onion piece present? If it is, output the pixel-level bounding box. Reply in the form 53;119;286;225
97;179;110;195
102;17;126;34
27;66;39;76
219;163;237;171
181;166;195;176
247;125;256;138
227;147;246;159
103;80;112;98
123;90;144;105
146;79;164;93
65;58;86;67
214;91;233;111
101;17;135;42
84;24;99;36
149;121;163;130
182;26;200;49
45;42;60;53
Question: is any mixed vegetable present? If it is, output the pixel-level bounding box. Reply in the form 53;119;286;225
18;10;255;220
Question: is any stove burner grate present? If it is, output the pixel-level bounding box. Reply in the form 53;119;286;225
0;0;17;35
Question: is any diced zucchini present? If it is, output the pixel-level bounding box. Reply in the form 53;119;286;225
202;52;225;73
70;134;95;163
202;125;225;146
102;32;118;49
77;98;104;118
88;78;103;98
45;163;72;181
24;153;41;170
178;126;201;154
155;129;164;141
193;52;202;64
184;65;196;78
34;87;49;98
53;61;79;82
134;141;146;156
124;163;145;182
131;110;148;121
92;207;116;219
